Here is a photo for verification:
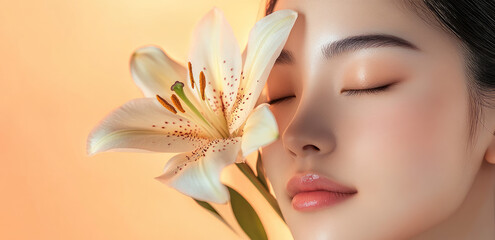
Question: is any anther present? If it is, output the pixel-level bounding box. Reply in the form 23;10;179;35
171;94;185;113
188;62;195;89
199;71;206;101
156;95;177;114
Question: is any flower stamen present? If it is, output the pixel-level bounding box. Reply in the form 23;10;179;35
188;62;195;89
156;95;177;114
199;71;206;101
171;94;186;113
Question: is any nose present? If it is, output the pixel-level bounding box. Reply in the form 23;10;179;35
282;96;336;160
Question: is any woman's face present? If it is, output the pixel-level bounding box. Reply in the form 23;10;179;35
261;0;493;239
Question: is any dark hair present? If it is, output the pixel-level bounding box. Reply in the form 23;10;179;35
265;0;495;151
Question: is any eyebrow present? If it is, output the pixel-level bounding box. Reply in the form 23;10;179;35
274;34;420;64
321;34;420;59
275;49;294;64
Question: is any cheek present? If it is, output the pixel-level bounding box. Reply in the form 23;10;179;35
348;72;468;185
345;72;474;235
269;102;298;139
259;102;300;207
260;140;293;208
261;106;298;204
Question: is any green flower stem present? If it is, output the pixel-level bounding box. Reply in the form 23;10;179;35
235;162;285;223
171;81;212;128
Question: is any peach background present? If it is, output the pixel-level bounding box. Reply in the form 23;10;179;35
0;0;293;239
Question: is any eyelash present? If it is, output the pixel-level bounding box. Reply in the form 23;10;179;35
343;83;393;96
267;95;295;105
268;83;394;105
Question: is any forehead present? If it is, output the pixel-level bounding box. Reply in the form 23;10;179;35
272;0;441;63
273;0;423;34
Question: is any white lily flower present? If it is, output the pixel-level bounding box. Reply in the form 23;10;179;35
87;8;297;204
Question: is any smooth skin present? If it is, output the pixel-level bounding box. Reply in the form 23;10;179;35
260;0;495;239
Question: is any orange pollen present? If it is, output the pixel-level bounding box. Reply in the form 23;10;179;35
199;71;206;101
156;95;177;114
171;94;186;113
188;62;195;89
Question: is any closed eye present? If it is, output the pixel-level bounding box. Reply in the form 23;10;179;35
342;83;395;96
267;95;295;105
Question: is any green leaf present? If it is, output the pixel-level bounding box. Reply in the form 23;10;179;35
239;159;256;177
255;151;269;191
227;186;268;240
236;162;285;222
193;198;237;235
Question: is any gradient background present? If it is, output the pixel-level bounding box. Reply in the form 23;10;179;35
0;0;293;239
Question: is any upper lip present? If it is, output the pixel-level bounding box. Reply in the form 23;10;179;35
286;172;357;199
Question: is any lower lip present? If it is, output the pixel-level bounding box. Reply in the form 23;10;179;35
292;191;356;211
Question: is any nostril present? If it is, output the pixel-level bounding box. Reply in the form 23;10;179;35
303;145;320;151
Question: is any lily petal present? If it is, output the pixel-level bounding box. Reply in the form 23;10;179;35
240;103;279;159
87;98;210;155
130;46;189;98
155;137;242;204
187;7;242;122
229;9;297;134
